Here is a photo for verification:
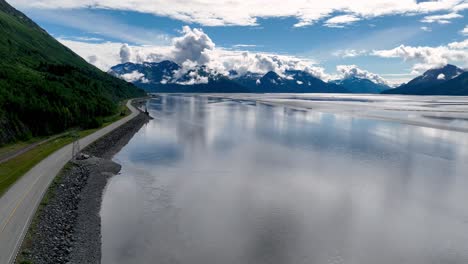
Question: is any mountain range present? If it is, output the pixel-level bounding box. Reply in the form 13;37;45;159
109;61;250;93
0;0;145;145
331;77;390;93
382;64;467;95
109;61;358;93
111;61;467;95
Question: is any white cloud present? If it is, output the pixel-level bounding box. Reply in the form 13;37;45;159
379;73;419;86
437;73;446;80
176;67;209;85
333;49;368;58
420;26;432;32
454;2;468;11
420;12;463;24
119;44;132;63
59;40;122;70
10;0;468;27
324;15;360;28
372;40;468;73
336;65;389;85
171;26;215;65
120;70;148;83
448;39;468;49
461;25;468;36
232;44;258;48
59;36;104;42
59;26;331;83
60;24;467;85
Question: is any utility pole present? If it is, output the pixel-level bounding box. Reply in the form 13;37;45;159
144;102;149;115
71;131;80;159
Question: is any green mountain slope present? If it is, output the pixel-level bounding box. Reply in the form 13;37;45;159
0;0;145;145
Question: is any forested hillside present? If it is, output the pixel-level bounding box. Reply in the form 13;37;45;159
0;0;145;145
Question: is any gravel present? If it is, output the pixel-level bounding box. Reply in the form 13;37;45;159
17;108;151;264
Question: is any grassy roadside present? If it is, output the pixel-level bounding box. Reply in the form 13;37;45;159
0;101;131;197
0;140;38;158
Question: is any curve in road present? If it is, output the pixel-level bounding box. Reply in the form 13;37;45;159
0;100;140;264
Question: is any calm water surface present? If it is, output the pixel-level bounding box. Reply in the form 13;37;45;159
101;95;468;264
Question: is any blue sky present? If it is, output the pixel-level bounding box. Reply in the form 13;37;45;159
10;0;468;85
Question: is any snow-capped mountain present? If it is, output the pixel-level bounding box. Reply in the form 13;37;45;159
246;70;349;93
109;61;249;92
383;64;465;95
331;76;390;94
109;61;350;93
108;60;180;84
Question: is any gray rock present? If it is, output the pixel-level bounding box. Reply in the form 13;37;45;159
19;111;151;264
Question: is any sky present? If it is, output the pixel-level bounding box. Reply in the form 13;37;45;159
9;0;468;86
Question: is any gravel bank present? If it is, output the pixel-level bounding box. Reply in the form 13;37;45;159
17;108;151;264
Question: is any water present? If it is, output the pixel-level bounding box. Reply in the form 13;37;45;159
101;95;468;264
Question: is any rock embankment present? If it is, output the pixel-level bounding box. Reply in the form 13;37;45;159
17;108;151;264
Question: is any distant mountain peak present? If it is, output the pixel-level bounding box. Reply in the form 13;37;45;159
263;71;281;80
422;64;464;80
331;76;390;94
382;64;467;95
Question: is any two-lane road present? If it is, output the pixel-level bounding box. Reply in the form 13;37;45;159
0;100;139;264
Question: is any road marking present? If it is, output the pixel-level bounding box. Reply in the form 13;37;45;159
0;99;140;264
1;172;44;233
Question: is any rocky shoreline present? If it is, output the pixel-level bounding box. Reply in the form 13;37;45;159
17;105;151;264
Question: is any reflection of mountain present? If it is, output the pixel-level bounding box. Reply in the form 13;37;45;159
128;95;210;164
382;64;467;95
109;62;350;93
160;95;208;149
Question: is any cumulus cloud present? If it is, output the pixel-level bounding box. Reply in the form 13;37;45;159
448;39;468;49
324;15;360;28
461;25;468;36
9;0;468;27
372;40;468;73
336;65;389;85
421;12;463;24
437;73;446;80
171;26;215;65
60;23;466;85
59;40;123;70
60;26;332;84
119;44;132;63
175;65;210;85
120;70;148;83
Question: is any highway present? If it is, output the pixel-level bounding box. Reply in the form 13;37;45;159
0;100;139;264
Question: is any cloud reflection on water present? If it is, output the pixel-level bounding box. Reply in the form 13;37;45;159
102;95;468;264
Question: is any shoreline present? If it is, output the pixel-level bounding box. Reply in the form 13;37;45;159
16;104;152;264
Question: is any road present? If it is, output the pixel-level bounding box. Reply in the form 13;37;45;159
0;100;139;264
